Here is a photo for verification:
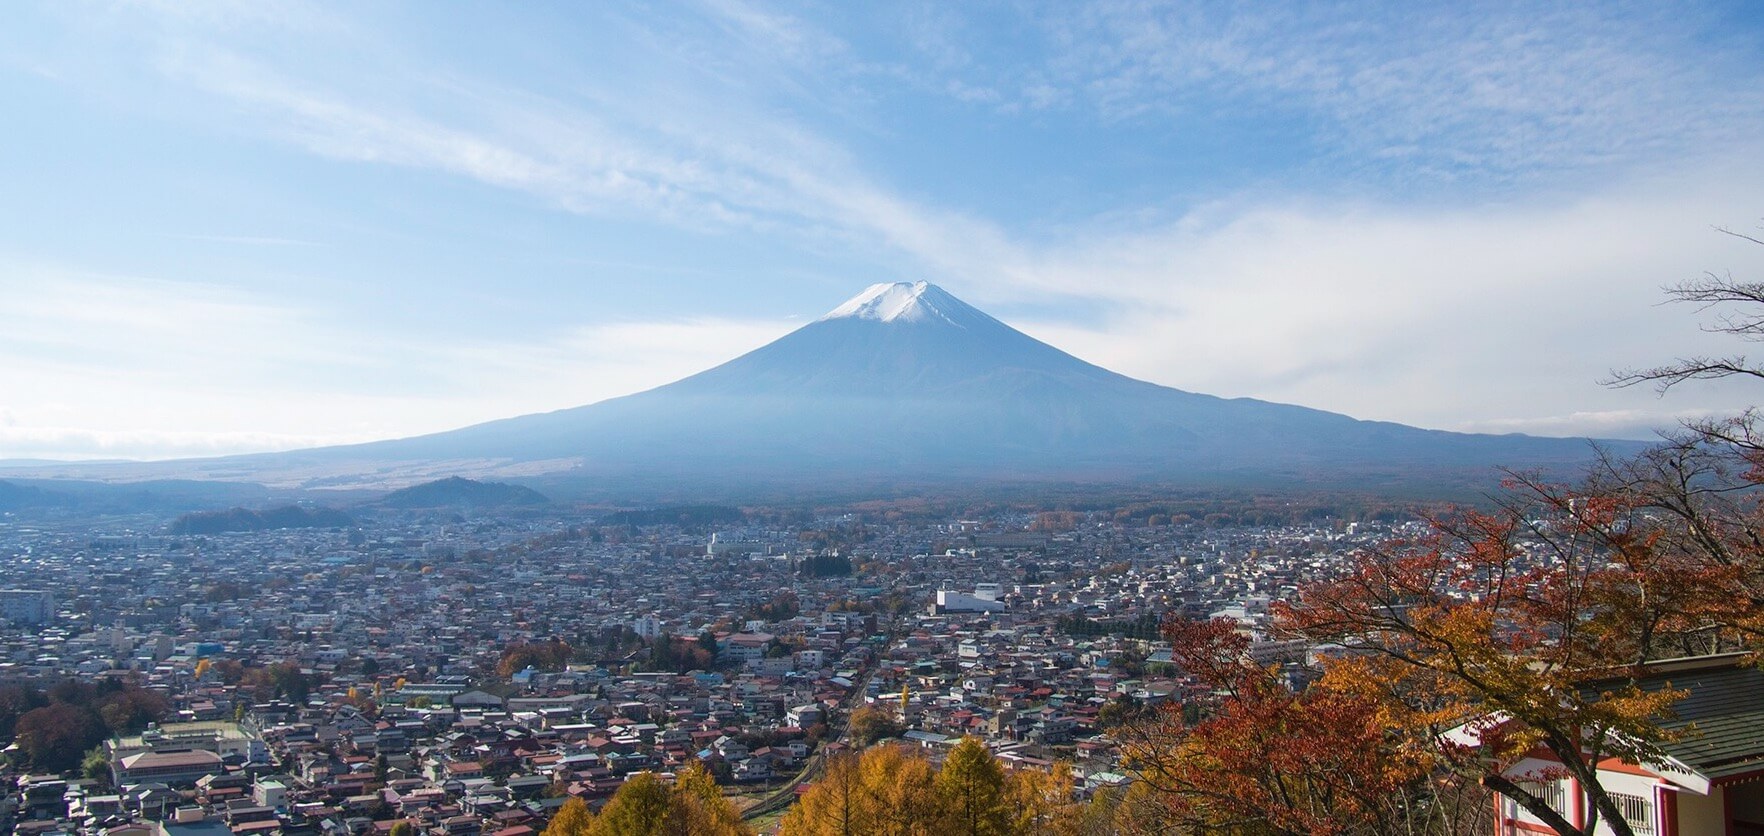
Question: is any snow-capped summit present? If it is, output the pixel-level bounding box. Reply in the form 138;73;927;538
818;281;988;327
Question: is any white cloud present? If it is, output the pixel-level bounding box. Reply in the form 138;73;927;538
9;2;1764;459
0;265;795;460
0;426;344;461
1002;161;1764;439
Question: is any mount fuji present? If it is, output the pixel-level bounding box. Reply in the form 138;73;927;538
4;282;1620;498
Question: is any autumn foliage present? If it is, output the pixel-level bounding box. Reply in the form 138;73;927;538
1108;618;1480;836
781;738;1079;836
1108;253;1764;836
1107;449;1764;836
1;678;170;773
499;637;575;677
540;762;750;836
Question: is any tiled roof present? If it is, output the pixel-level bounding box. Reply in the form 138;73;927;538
1588;654;1764;782
1651;661;1764;780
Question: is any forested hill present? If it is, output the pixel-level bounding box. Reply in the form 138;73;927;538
170;505;355;535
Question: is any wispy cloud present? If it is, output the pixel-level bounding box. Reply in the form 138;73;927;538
7;1;1764;460
990;3;1764;183
0;264;796;459
124;3;1764;286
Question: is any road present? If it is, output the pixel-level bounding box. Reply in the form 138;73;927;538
740;619;898;822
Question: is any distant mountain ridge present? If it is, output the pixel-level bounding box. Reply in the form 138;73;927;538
170;505;354;535
377;476;548;508
0;282;1631;498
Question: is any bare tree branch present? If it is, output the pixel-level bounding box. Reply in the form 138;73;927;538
1606;232;1764;393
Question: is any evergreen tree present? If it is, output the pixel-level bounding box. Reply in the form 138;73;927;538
858;744;937;836
542;797;593;836
666;761;749;836
933;737;1011;836
590;773;672;836
780;753;869;836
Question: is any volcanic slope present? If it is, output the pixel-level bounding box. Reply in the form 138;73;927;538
291;281;1612;492
0;282;1618;496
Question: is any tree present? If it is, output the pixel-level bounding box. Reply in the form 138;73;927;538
390;823;418;836
96;686;170;735
500;638;574;677
781;745;939;836
543;797;594;836
1070;783;1166;836
781;752;869;836
1001;761;1081;836
785;740;1063;836
1299;234;1764;835
1094;695;1149;731
847;706;902;747
244;661;316;703
14;703;106;772
0;685;48;741
1272;497;1710;836
1116;618;1479;835
1175;234;1764;836
857;744;938;836
590;773;672;836
1608;227;1764;398
82;746;110;785
933;737;1010;836
666;760;750;835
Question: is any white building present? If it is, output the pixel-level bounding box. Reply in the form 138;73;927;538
0;589;54;625
934;587;1007;613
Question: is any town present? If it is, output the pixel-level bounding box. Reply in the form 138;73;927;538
0;500;1411;836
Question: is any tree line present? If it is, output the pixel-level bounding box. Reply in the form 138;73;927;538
0;679;169;773
783;737;1085;836
538;760;748;836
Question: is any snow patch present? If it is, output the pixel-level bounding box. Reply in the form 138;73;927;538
819;281;968;326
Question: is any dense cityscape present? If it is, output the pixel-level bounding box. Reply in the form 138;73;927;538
6;3;1764;836
0;497;1414;835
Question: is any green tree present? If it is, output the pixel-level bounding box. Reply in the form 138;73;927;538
390;823;417;836
647;633;678;672
82;747;110;785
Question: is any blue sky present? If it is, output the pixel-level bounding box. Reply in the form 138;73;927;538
4;1;1764;460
